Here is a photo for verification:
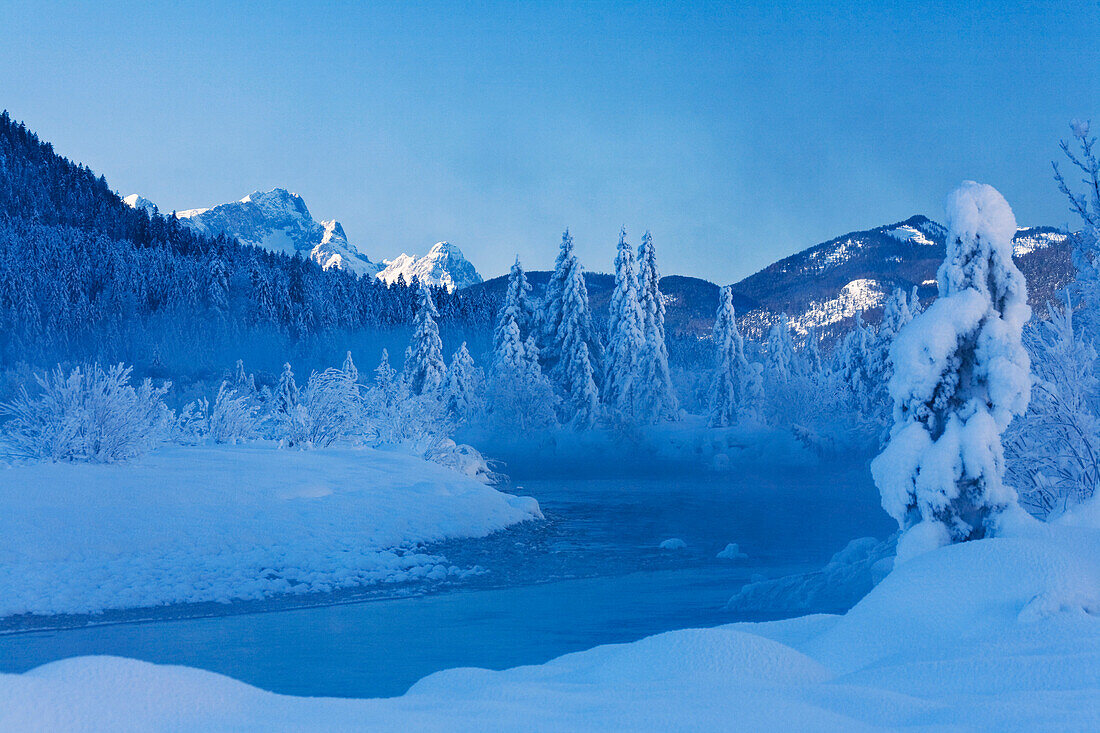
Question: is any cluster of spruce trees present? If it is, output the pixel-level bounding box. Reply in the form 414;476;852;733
392;229;682;430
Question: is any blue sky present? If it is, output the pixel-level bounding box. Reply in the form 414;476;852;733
2;1;1098;283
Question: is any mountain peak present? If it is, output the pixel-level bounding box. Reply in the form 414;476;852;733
378;241;482;292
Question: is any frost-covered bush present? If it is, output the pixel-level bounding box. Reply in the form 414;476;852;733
0;363;170;462
172;382;259;446
873;182;1031;561
277;367;365;449
1007;298;1100;517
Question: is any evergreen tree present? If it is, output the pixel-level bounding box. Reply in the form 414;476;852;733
635;231;677;422
557;260;600;428
872;182;1032;561
443;342;480;423
342;350;359;383
486;314;558;429
494;256;536;354
837;313;878;413
540;229;575;361
374;348;399;405
709;285;757;427
764;314;797;384
804;326;823;376
604;227;646;415
275;362;299;415
403;286;446;395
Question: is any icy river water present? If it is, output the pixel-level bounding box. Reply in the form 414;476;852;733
0;461;894;698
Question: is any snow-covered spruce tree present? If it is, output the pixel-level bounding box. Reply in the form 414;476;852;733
443;342;481;423
872;182;1031;561
709;285;756;427
374;349;398;402
540;229;576;369
635;231;678;422
1006;296;1100;516
836;313;879;415
274;362;299;415
603;227;646;417
487;314;558;429
557;258;601;428
403;285;446;396
342;350;359;383
494;256;537;354
232;359;257;398
764;314;798;384
866;288;917;421
803;326;824;377
541;230;602;382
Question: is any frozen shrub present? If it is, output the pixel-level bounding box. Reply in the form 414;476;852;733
0;363;170;462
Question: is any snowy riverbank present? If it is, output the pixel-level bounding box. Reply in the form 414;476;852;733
0;444;541;617
3;503;1099;730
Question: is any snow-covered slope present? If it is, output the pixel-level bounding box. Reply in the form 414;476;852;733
732;215;1072;340
3;509;1098;730
125;190;483;288
121;193;157;215
0;444;540;617
377;241;483;292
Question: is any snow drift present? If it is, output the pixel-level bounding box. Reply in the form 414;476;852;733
0;444;541;616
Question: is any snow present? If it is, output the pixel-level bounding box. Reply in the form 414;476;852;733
790;278;886;334
3;515;1100;730
171;188;382;277
1012;228;1069;257
658;538;686;550
716;542;747;559
376;241;483;292
0;444;541;616
885;224;937;247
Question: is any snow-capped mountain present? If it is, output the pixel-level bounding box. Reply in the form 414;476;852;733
170;188;381;278
124;189;484;288
462;215;1072;344
122;194;158;216
731;215;1072;340
377;241;483;292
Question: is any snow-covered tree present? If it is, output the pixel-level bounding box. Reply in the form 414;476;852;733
541;230;602;383
836;313;878;415
764;314;797;384
709;285;758;427
557;259;601;428
0;363;170;462
540;230;575;367
374;349;398;401
207;381;258;444
1007;296;1100;516
803;326;823;377
403;286;446;395
635;231;677;422
443;342;481;423
342;350;359;383
604;227;646;416
231;359;256;398
486;313;558;429
872;182;1032;561
1055;120;1100;337
274;362;299;415
494;256;536;354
